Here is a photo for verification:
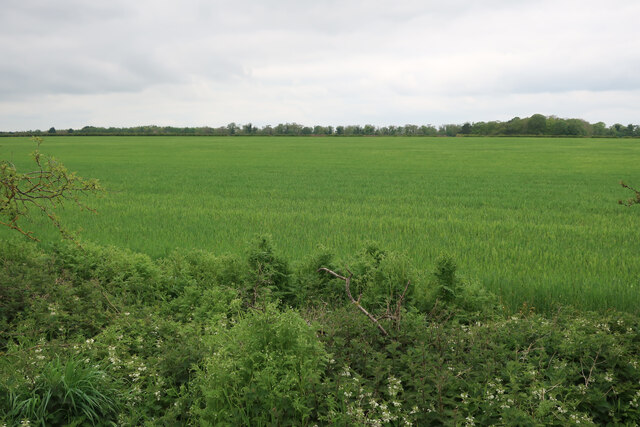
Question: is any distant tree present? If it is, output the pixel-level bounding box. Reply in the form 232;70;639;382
592;122;607;136
0;137;102;240
612;123;624;137
420;125;437;136
360;124;374;135
460;122;472;135
439;124;461;137
526;114;547;135
550;119;568;135
242;123;254;135
566;118;589;136
505;117;523;135
48;127;56;134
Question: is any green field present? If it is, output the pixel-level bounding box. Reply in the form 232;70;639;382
2;136;639;313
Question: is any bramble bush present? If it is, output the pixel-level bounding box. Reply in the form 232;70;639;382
1;236;639;425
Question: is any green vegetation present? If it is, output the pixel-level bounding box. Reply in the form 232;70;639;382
1;135;639;424
1;238;639;425
1;136;638;313
3;114;640;137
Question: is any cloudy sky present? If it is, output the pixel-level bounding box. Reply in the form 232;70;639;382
1;0;639;130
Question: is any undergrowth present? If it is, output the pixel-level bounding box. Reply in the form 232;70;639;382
1;237;638;425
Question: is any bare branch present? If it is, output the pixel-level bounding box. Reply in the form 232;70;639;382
319;266;389;336
619;181;640;206
1;137;103;241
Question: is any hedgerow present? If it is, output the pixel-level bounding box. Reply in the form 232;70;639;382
1;236;638;425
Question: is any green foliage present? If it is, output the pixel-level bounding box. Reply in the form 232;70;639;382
244;234;291;307
1;357;120;426
0;240;113;349
411;253;499;317
291;245;343;306
347;242;417;312
2;136;637;312
193;305;328;426
316;306;640;426
1;238;639;425
52;242;162;305
322;368;421;426
432;253;458;302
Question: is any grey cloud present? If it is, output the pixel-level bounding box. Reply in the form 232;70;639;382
1;0;640;128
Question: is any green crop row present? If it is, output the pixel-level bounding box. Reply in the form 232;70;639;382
1;136;638;313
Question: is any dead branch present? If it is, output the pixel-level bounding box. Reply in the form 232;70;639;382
619;181;640;206
318;267;389;336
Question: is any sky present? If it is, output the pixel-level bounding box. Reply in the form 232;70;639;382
1;0;639;130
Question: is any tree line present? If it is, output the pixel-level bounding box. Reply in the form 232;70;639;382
2;114;639;137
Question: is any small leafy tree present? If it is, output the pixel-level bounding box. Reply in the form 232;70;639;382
0;137;102;240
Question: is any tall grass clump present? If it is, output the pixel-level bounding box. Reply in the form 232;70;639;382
2;357;120;426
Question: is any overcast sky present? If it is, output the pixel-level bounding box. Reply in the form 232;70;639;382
1;0;639;130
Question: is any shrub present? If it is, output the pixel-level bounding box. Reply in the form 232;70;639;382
290;245;342;307
243;235;291;307
52;242;161;305
192;305;328;426
411;253;499;318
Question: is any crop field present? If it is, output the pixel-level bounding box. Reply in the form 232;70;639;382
1;136;639;313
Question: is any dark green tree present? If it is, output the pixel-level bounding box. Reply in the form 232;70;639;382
526;114;547;135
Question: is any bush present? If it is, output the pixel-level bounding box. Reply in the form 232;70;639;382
193;305;328;426
290;245;342;307
0;240;114;348
411;253;499;318
243;235;291;307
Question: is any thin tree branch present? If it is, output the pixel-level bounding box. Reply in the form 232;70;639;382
319;267;389;336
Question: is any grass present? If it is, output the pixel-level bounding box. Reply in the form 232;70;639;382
1;136;639;313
